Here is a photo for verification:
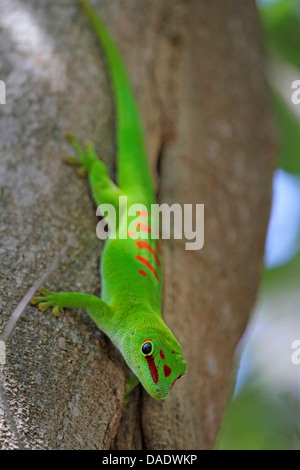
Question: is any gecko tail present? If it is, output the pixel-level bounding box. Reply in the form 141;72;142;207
78;0;155;204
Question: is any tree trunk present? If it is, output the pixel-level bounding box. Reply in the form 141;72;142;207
0;0;275;449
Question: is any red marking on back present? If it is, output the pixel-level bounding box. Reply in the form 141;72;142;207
134;241;161;267
136;255;159;281
136;222;151;234
139;269;147;277
138;210;148;218
160;350;165;360
128;230;137;238
164;365;172;378
145;354;159;384
155;241;161;255
170;374;182;390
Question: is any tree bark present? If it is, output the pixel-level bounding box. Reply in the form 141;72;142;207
0;0;275;449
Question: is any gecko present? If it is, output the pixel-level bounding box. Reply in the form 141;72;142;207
31;0;186;400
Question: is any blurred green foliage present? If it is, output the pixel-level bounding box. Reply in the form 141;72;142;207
274;91;300;175
260;0;300;70
216;385;300;450
261;0;300;288
216;0;300;450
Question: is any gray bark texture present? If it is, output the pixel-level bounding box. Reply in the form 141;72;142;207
0;0;275;449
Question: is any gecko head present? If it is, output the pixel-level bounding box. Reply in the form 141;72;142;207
123;321;187;400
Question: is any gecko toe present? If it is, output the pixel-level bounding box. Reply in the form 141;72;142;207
52;305;64;317
38;301;52;312
38;286;52;295
65;155;80;165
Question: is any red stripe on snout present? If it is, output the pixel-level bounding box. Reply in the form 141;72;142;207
145;354;159;384
164;365;172;378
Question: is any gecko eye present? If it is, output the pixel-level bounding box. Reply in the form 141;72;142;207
141;342;152;355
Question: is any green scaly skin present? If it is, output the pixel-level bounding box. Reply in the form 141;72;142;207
31;0;186;400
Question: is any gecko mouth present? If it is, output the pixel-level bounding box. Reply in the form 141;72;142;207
169;374;182;390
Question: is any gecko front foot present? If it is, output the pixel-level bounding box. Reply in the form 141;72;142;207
30;286;65;317
65;131;100;177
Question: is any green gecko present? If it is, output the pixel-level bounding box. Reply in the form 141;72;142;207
31;0;186;400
